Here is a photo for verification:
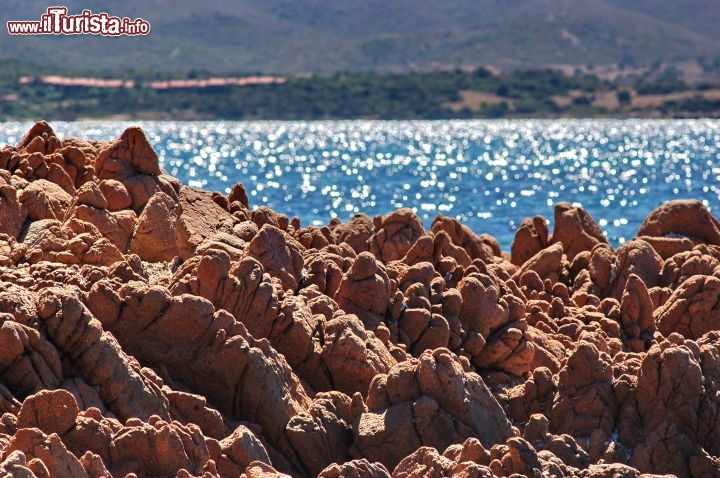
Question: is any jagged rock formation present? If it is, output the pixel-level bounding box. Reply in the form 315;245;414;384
0;122;717;477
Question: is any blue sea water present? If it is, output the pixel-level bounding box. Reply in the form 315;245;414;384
2;119;719;251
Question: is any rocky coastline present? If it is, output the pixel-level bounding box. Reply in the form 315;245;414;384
0;121;718;477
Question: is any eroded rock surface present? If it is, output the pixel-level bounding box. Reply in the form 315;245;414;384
0;123;716;478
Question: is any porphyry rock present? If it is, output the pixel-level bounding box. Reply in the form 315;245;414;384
655;275;720;340
369;209;424;262
95;126;161;177
17;389;79;436
355;348;512;470
129;191;180;261
318;458;390;478
3;122;719;478
331;214;374;253
0;175;26;238
175;186;237;260
637;199;720;245
335;252;392;329
431;215;493;263
550;202;609;260
511;215;549;266
247;224;304;291
19;179;72;221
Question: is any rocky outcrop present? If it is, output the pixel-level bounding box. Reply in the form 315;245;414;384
655;275;720;340
0;122;718;477
335;252;392;330
368;209;424;262
354;348;513;470
550;202;609;260
637;200;720;245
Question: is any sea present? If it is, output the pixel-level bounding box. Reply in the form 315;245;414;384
2;119;719;252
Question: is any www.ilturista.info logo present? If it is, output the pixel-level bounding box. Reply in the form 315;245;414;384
7;7;151;36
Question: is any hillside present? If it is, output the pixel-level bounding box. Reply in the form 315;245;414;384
2;0;720;75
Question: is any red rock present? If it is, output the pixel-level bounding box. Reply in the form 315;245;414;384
550;202;609;260
585;463;641;478
392;270;451;355
631;340;706;476
392;446;454;477
318;458;390;478
37;288;170;421
369;209;424;262
512;242;566;285
511;216;549;267
241;461;292;478
550;342;616;460
294;225;334;250
21;220;124;266
0;450;43;478
219;425;271;470
496;437;544;476
6;427;88;478
335;252;392;329
228;182;250;209
75;182;107;209
95;126;161;177
170;252;276;333
505;368;556;425
619;274;656;352
0;317;62;398
356;349;512;470
0;175;26;239
457;272;533;375
302;249;349;297
575;243;615;297
0;381;21;416
16;123;54;151
639;235;695;260
196;231;248;261
98;179;132;211
70;204;136;252
431;216;493;263
331;214;374;253
353;401;422;471
176;186;238;260
85;281;311;471
129;191;180;261
5;125;720;478
166;389;229;440
286;392;355;475
250;206;282;230
695;331;720;459
17;390;79;436
247;224;304;291
433;230;472;267
62;408;116;465
321;313;396;396
655;275;720;340
170;252;347;393
659;246;720;289
19;179;72;221
609;239;663;299
637;200;720;245
78;451;112;478
108;418;212;477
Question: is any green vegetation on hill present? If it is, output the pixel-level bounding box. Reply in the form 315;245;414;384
2;0;720;76
2;60;719;120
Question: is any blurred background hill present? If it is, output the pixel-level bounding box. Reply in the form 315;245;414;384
2;0;720;79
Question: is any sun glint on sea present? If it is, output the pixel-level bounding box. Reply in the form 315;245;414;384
4;119;718;250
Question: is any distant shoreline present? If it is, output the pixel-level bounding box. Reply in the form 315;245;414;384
3;62;720;121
